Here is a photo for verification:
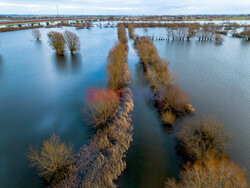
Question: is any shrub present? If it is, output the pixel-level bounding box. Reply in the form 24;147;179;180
165;153;248;188
128;25;134;39
47;31;66;55
32;29;41;41
64;30;80;55
176;117;232;161
118;24;128;44
162;111;176;124
85;90;120;127
215;34;224;44
107;43;130;90
86;22;93;29
158;84;192;116
27;134;73;182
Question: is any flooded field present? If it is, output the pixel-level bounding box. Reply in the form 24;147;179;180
0;25;249;187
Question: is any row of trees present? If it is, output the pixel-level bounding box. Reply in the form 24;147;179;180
27;25;133;187
0;22;94;33
47;30;80;55
31;29;81;55
126;23;225;43
55;24;133;187
134;35;195;124
165;117;248;187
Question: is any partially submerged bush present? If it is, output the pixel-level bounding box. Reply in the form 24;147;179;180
27;134;73;182
85;90;120;127
128;24;134;39
165;153;248;188
162;111;176;124
64;30;80;54
32;29;41;41
176;117;232;161
47;31;66;55
118;24;128;44
215;34;224;44
134;36;194;118
107;43;130;90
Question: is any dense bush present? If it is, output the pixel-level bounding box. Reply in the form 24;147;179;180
27;134;73;182
117;24;128;44
128;24;135;39
107;42;130;90
215;34;224;44
165;153;248;188
85;90;120;128
47;31;66;55
64;30;80;54
176;117;232;161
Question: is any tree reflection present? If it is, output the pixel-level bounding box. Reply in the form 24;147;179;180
70;53;82;72
54;55;67;72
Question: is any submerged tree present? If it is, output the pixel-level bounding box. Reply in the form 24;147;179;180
215;34;224;44
64;30;80;55
165;153;248;188
177;117;232;161
47;31;66;55
85;90;120;128
32;29;41;41
27;134;73;182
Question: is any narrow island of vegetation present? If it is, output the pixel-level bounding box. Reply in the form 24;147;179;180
130;28;195;124
27;25;134;188
165;117;248;188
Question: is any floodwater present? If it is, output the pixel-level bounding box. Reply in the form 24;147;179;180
0;26;249;187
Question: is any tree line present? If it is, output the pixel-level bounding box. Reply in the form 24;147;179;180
27;24;134;188
165;117;248;188
133;35;195;124
130;27;248;187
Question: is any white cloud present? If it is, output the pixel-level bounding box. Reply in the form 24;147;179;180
0;0;249;14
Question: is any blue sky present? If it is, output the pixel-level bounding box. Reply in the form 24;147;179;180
0;0;249;15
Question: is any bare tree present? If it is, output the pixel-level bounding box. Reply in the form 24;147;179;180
47;31;66;55
177;117;232;161
32;29;41;41
64;30;80;55
85;90;120;127
27;134;73;182
215;34;224;44
165;153;248;188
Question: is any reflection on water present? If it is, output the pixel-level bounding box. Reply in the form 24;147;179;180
0;56;2;78
53;54;82;73
0;27;117;187
70;54;82;72
54;55;68;71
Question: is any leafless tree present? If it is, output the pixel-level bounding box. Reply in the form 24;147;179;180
32;29;41;41
165;153;248;188
47;31;66;55
64;30;80;55
215;34;224;44
27;134;73;182
177;117;232;161
85;90;120;127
